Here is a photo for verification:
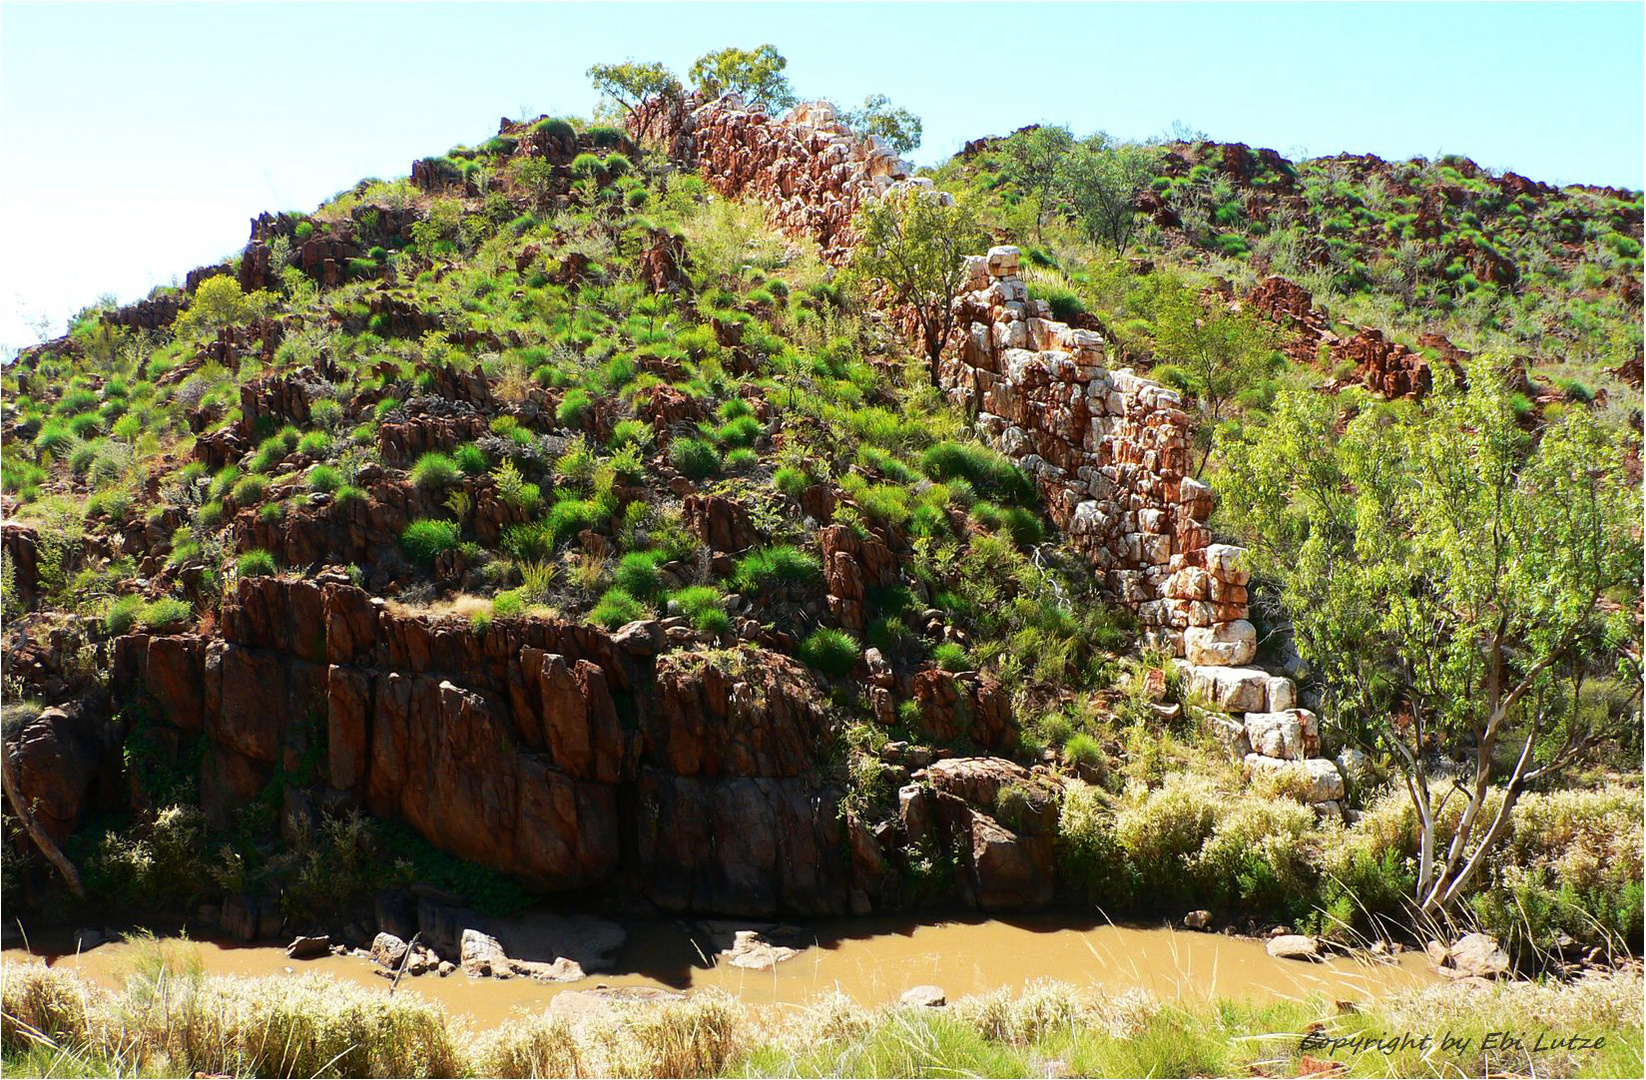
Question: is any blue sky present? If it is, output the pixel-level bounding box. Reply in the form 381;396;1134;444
2;1;1641;351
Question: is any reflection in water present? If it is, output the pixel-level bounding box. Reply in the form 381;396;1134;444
4;914;1434;1031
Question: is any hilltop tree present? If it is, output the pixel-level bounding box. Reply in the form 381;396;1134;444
586;59;681;118
1055;134;1159;253
852;187;987;383
999;124;1074;239
1215;363;1642;917
843;94;923;156
689;44;796;112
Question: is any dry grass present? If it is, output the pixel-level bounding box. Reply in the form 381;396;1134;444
3;951;1639;1078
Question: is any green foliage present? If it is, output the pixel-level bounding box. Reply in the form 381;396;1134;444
800;627;859;677
586;59;680;115
307;464;342;493
1054;135;1160;253
590;586;648;629
842;93;923;154
236;549;277;578
852;185;987;374
688;44;795;110
731;544;822;593
670;436;721;479
409;451;460;489
669;585;730;634
931;641;970;672
614;550;665;598
556;388;592;427
921;441;1034;504
400;518;461;563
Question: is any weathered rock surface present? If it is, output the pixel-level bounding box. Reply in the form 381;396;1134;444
1265;934;1320;961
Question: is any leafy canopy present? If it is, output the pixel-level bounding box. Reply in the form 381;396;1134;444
844;94;923;156
688;44;796;111
851;187;987;378
586;60;681;116
1054;135;1160;253
1216;362;1641;911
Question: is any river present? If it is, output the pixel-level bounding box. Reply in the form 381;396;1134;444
3;914;1435;1029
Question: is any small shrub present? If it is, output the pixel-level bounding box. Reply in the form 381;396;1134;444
556;389;592;427
1064;732;1103;767
590;586;647;629
922;441;1035;504
800;627;859;678
715;415;762;447
307;465;342;493
334;484;366;507
731;545;821;593
297;430;331;455
231;475;268;504
409;451;460;489
138;598;192;630
491;590;525;619
670;437;720;479
401;518;461;563
104;595;144;635
614;551;665;598
454;442;488;475
932;641;970;672
236;550;277;578
773;466;809;499
545;497;602;545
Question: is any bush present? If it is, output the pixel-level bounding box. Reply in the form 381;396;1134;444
334;484;367;507
297;430;331;455
932;641;970;672
104;595;144;635
491;590;525;619
236;549;277;578
715;415;762;447
669;585;729;634
33;421;74;458
922;441;1035;504
731;545;821;593
556;389;592;427
800;627;859;677
1063;732;1103;767
614;551;665;598
138;598;192;630
454;442;488;475
307;464;342;493
401;518;461;563
231;475;267;504
409;451;460;489
545;497;602;545
670;437;720;479
773;465;809;499
590;586;647;629
972;501;1044;547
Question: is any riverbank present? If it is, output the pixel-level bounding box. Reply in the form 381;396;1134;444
2;944;1639;1079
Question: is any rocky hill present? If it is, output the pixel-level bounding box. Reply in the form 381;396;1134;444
1;88;1638;966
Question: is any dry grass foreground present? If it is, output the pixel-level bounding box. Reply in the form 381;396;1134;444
1;936;1641;1078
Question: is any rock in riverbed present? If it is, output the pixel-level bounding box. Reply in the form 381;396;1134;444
900;985;947;1008
1265;934;1320;961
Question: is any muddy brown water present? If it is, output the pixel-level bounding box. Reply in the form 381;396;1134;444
4;915;1436;1030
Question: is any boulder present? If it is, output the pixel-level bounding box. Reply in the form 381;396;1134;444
370;931;409;969
1185;665;1270;712
1446;933;1510;979
901;985;947;1008
1265;934;1320;961
719;929;800;971
460;928;510;977
1184;621;1257;667
286;935;331;960
1184;910;1213;931
1243;709;1320;761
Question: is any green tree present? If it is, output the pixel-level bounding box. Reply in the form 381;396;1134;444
1055;134;1159;253
1147;277;1280;476
843;94;923;155
586;60;681;118
1215;364;1642;917
852;187;986;383
688;45;796;112
999;124;1074;240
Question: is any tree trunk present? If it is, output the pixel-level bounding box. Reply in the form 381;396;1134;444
0;744;84;898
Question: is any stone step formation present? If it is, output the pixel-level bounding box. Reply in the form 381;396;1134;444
629;94;1354;809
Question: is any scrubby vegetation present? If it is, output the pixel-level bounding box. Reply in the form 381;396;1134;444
1;45;1639;1003
2;951;1639;1078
